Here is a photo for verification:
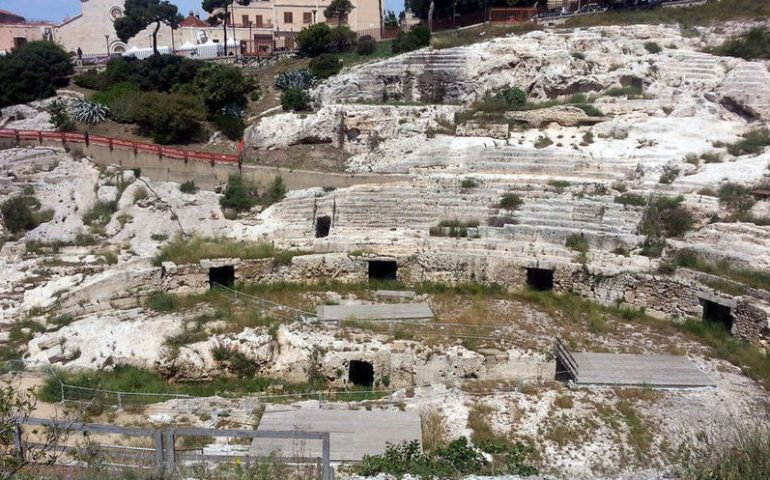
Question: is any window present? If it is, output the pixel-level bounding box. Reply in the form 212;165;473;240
110;7;123;19
303;12;312;24
242;14;250;26
255;15;263;27
12;38;27;50
284;12;293;24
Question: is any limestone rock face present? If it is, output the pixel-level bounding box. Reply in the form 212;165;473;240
504;105;605;127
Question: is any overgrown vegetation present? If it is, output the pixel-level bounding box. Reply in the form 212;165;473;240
357;437;537;479
720;128;770;156
639;196;693;257
392;25;431;54
179;180;199;194
681;319;770;390
309;53;342;79
153;235;302;266
614;192;647;207
1;195;52;234
671;250;770;293
498;193;523;211
709;26;770;60
563;0;770;29
280;87;311;112
429;219;480;238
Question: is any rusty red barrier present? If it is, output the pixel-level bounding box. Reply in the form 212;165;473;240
0;128;240;166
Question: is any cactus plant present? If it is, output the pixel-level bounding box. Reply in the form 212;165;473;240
274;69;314;91
71;100;110;125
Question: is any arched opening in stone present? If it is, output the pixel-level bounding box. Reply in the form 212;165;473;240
209;266;235;289
315;215;331;238
348;360;374;387
368;260;397;281
526;268;554;291
700;298;733;332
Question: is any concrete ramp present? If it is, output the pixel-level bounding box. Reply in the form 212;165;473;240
250;408;422;461
569;352;716;388
316;303;433;324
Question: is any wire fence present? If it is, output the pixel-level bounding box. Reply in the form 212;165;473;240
211;282;316;322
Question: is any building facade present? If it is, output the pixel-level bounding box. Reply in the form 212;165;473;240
0;10;54;54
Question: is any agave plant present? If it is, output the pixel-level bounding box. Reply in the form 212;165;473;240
274;69;314;91
71;100;110;125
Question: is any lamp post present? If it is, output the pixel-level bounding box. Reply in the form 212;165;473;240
104;34;110;56
248;21;253;55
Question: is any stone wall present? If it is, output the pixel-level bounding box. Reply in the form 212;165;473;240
159;251;769;347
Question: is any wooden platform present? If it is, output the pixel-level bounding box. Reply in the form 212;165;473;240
569;352;716;388
249;408;422;461
316;303;434;324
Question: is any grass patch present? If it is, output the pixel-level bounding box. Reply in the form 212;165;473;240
676;422;770;480
563;0;770;29
672;250;770;292
535;136;553;149
431;23;540;50
429;219;481;238
38;364;386;406
498;193;523;211
639;196;693;257
82;201;117;227
724;128;770;156
681;319;770;390
614;193;647;207
709;26;770;60
604;86;644;97
153;235;305;266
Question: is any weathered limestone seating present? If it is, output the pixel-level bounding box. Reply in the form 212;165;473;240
717;61;770;120
316;303;434;324
670;223;770;271
659;52;726;87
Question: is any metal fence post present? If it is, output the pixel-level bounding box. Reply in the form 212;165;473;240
154;431;164;468
164;429;176;470
13;425;24;460
321;432;331;480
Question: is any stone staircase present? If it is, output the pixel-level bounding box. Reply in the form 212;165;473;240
718;61;770;120
658;52;725;87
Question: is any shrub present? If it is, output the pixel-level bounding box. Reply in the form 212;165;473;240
565;233;589;253
297;23;332;57
429;219;480;238
615;193;647;207
132;186;149;203
639;196;693;257
328;26;356;52
47;100;75;132
1;196;38;233
499;193;523;211
74;70;103;90
274;69;314;91
124;55;201;92
659;165;680;184
710;26;770;60
83;201;117;227
179;181;199;194
357;35;376;55
0;41;73;108
460;178;478;188
310;53;342;79
535;136;553;149
605;85;643;97
211;345;257;377
145;292;177;312
496;85;526;109
71;100;110;125
392;25;431;54
280;88;311;112
572;51;586;60
129;92;205;144
717;183;755;213
214;114;245;140
90;82;139;106
220;174;259;212
726;128;770;156
194;63;255;118
644;41;662;53
264;176;287;206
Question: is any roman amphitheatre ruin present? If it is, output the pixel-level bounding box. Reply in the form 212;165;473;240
1;14;769;480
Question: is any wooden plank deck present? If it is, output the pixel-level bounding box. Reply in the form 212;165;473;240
316;303;434;324
570;352;716;388
249;408;422;461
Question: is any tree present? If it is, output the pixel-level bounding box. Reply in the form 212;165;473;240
202;0;252;57
114;0;182;56
0;42;73;108
1;197;36;234
194;63;255;117
324;0;354;25
310;53;342;79
384;10;399;29
296;23;332;57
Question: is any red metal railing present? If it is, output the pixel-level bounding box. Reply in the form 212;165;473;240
0;129;240;166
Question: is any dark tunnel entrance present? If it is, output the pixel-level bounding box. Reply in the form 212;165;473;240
368;260;397;281
315;215;331;238
700;298;734;332
209;266;235;289
348;360;374;387
526;268;554;291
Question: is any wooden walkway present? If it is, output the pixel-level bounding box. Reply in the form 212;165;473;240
249;408;422;461
569;352;716;388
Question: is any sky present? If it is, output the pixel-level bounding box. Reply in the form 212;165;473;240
0;0;404;23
